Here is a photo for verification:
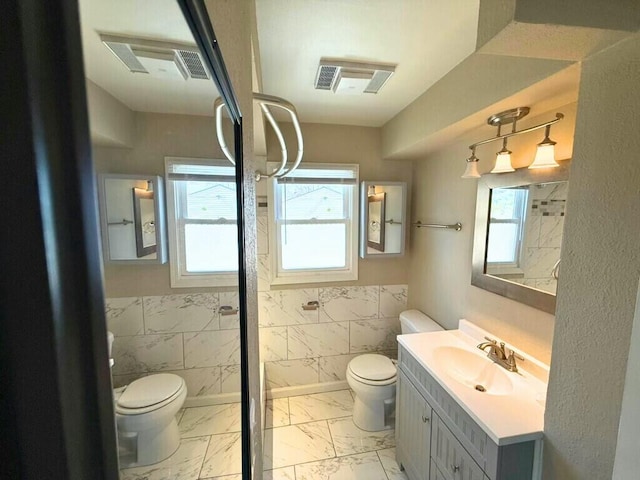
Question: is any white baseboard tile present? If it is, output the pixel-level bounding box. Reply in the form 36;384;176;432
266;380;349;399
183;378;349;407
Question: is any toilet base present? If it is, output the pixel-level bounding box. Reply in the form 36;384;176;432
352;392;396;432
118;415;181;468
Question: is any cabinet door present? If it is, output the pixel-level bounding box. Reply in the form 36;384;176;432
431;415;485;480
397;371;431;480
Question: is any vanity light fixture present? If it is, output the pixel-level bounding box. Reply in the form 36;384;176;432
461;107;564;179
461;147;481;179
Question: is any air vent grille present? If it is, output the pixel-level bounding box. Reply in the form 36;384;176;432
99;33;209;81
314;59;396;94
363;70;393;94
315;65;338;90
104;41;147;73
178;50;209;80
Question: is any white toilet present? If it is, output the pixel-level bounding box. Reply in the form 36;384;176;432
346;310;443;431
108;332;187;468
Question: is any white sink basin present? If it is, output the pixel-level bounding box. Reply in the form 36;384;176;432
432;346;514;396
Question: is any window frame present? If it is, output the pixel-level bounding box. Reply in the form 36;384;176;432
486;187;528;272
267;162;359;285
165;156;239;288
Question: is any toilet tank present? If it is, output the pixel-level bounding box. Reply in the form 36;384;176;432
399;310;443;334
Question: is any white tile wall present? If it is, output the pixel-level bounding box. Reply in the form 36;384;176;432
107;284;407;394
105;297;144;336
143;294;219;333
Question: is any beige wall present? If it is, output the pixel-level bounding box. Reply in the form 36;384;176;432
543;33;640;480
86;79;135;148
408;102;576;364
94;112;234;297
96;117;413;295
263;122;414;288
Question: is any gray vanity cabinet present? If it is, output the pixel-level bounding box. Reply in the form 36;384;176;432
396;345;536;480
431;415;485;480
396;370;432;480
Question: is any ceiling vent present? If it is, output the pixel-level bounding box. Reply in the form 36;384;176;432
314;59;396;94
99;33;209;80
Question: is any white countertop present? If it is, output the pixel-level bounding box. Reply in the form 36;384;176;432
398;324;548;446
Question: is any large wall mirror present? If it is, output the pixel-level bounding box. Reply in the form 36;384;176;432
472;161;570;314
360;181;407;258
97;174;167;263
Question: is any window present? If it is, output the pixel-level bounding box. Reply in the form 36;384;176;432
268;163;359;284
486;187;529;268
165;157;238;287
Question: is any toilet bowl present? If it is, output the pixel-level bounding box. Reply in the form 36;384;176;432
346;310;443;431
115;373;187;468
107;333;187;468
347;354;397;431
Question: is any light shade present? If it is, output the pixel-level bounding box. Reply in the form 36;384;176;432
529;124;560;169
529;143;559;169
490;143;515;173
462;160;480;178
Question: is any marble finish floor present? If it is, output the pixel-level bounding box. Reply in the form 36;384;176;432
119;389;408;480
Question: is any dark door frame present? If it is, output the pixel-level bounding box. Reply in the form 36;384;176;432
1;1;119;478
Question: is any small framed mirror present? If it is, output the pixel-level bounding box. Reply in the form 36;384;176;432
360;181;407;258
98;174;167;263
472;161;570;313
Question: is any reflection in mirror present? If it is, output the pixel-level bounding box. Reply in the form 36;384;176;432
367;193;386;251
98;174;167;263
360;181;407;258
486;181;568;295
132;188;156;257
472;161;570;314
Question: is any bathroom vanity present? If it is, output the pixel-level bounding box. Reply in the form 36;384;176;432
395;321;547;480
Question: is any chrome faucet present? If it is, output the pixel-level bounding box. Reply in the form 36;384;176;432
477;337;524;373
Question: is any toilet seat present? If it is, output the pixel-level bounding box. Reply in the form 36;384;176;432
348;354;397;386
116;374;185;415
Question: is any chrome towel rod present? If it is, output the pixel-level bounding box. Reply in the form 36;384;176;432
413;221;462;231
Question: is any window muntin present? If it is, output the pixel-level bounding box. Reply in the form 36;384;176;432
486;188;528;266
269;164;359;283
165;157;238;287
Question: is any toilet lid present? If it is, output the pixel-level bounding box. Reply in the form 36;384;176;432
117;374;184;409
349;354;396;381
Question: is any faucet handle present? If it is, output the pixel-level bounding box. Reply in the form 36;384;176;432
508;349;525;362
484;336;497;344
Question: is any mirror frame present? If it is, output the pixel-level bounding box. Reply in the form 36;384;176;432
360;181;407;258
471;160;570;314
97;174;168;264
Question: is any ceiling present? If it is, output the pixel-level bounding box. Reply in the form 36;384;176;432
79;0;480;126
78;0;219;116
255;0;480;127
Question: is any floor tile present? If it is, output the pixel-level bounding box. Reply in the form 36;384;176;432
377;448;408;480
264;420;336;469
119;436;209;480
288;390;354;424
199;432;242;478
179;403;241;438
328;417;395;456
295;451;388;480
265;398;290;428
199;475;242;480
263;466;296;480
